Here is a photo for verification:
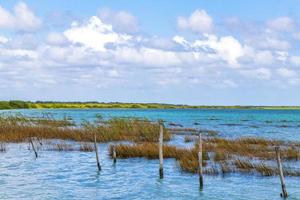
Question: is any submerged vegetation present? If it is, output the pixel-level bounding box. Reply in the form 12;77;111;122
1;113;300;178
1;100;300;110
108;136;300;176
0;114;170;143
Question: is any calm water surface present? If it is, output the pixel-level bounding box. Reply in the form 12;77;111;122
0;109;300;199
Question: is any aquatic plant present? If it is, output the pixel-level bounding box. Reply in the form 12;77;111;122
184;135;195;143
46;142;75;151
79;143;94;152
0;115;170;143
109;143;186;159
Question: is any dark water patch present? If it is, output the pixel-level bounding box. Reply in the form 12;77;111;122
275;125;291;128
280;120;292;123
240;119;250;122
220;123;242;127
207;116;220;121
193;122;201;125
265;120;273;124
168;122;183;127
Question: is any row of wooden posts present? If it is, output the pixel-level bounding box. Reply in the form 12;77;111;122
28;123;288;198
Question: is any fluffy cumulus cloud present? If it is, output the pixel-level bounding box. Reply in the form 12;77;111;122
290;56;300;66
240;68;272;80
277;68;297;78
0;35;8;43
177;9;213;33
0;2;41;31
1;4;300;99
64;16;132;51
267;17;295;32
98;8;139;33
173;34;244;67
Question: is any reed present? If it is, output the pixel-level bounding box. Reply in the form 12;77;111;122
254;163;275;176
203;137;300;161
184;135;195;143
233;159;300;177
79;143;94;152
234;159;254;172
0;115;170;143
214;151;230;161
109;143;186;159
203;165;219;175
220;161;234;174
109;143;209;173
46;142;75;151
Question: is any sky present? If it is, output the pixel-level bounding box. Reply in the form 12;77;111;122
1;0;300;105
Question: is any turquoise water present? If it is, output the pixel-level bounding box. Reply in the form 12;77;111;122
0;109;300;199
2;108;300;140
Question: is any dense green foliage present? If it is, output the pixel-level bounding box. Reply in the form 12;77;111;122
0;101;35;109
0;100;300;110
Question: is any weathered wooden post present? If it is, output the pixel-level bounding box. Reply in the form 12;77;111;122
159;122;164;179
94;132;101;171
113;145;117;164
275;147;287;198
198;133;203;190
29;137;38;158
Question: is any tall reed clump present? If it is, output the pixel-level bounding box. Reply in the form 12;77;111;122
79;143;94;152
109;143;186;159
0;114;170;143
45;142;75;151
109;143;209;173
203;137;300;161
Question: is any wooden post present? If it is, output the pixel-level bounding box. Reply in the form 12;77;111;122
275;147;287;198
94;132;101;171
113;145;117;164
198;133;203;190
159;122;164;179
29;137;38;158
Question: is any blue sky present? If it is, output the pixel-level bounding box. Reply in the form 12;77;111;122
1;1;300;105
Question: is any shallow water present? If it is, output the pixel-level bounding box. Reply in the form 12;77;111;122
0;109;300;199
1;142;300;200
2;108;300;140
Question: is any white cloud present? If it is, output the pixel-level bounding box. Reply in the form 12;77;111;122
177;9;213;33
46;32;68;46
240;68;272;80
174;34;244;67
254;51;274;65
112;46;182;67
2;11;300;93
0;2;42;31
275;51;289;62
258;37;291;50
267;17;294;32
277;68;297;78
98;8;138;33
64;16;132;51
0;36;8;43
290;56;300;66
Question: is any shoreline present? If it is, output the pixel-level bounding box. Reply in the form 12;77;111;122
1;101;300;110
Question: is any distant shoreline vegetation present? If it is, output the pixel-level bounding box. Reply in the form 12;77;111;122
1;100;300;110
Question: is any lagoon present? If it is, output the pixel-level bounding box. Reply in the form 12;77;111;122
0;109;300;199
